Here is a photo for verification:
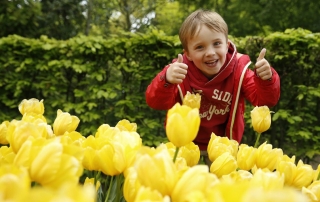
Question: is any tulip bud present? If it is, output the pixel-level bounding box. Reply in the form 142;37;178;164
237;144;257;171
210;152;237;178
166;103;200;147
18;98;44;115
251;106;271;133
53;109;80;136
183;91;201;109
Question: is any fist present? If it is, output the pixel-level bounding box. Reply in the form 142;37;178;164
166;54;188;84
254;48;272;80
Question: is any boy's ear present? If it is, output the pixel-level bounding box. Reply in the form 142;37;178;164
227;40;231;49
183;49;192;61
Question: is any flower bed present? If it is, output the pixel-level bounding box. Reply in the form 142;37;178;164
0;98;319;202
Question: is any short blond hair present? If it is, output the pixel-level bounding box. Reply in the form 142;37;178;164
179;9;228;51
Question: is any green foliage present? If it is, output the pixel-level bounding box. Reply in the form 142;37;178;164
1;28;320;163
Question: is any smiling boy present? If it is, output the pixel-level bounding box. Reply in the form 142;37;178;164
145;9;280;152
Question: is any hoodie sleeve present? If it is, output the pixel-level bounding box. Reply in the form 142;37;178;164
145;65;181;110
240;56;281;107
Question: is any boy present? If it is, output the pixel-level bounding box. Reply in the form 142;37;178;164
145;9;280;152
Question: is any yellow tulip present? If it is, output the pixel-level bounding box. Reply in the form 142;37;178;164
277;159;315;189
94;124;120;139
250;106;272;133
96;131;142;176
14;138;83;188
183;91;201;109
207;180;250;202
166;103;200;147
172;165;219;202
82;135;100;171
18;98;44;115
26;182;96;202
237;144;257;171
115;119;137;132
165;142;200;167
255;142;283;171
302;180;320;202
0;164;30;201
250;169;284;191
0;121;9;144
210;152;238;178
207;133;238;162
0;146;15;164
84;177;101;192
123;167;141;202
134;147;177;196
53;109;80;136
134;186;169;202
291;160;315;189
243;187;309;202
221;170;253;183
6;120;48;153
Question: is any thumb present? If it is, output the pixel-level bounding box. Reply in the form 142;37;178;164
177;54;183;63
257;48;267;61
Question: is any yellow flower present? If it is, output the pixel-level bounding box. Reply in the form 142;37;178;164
123;167;141;202
183;91;201;109
0;164;30;201
0;146;15;164
94;124;120;139
207;133;238;162
207;180;250;202
221;170;253;183
14;138;83;188
243;187;309;202
96;131;142;176
302;180;320;202
250;106;272;133
165;142;200;167
291;160;315;189
172;165;219;202
26;182;96;202
84;177;101;192
237;144;257;171
82;135;100;171
115;119;137;132
18;98;44;115
0;121;9;144
53;109;80;136
255;142;283;171
134;186;169;202
166;103;200;147
210;152;238;178
6;120;49;153
133;146;177;196
250;169;284;191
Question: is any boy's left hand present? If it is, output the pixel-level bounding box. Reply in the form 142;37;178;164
254;48;272;80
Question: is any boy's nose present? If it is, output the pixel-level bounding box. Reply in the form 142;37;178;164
206;47;216;56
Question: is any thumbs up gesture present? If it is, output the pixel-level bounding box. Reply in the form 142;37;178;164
166;54;188;84
254;48;272;80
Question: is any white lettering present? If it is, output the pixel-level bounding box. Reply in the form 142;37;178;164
199;104;231;121
212;89;219;99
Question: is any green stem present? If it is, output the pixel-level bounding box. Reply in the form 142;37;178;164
115;175;121;202
254;133;261;148
173;147;180;163
105;175;114;202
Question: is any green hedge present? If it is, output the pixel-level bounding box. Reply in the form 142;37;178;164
0;28;319;164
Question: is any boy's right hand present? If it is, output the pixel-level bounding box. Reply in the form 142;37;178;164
166;54;188;84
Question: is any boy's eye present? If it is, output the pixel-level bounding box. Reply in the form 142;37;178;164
195;46;203;50
214;42;221;46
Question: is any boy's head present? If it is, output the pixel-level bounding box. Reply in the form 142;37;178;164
179;9;228;52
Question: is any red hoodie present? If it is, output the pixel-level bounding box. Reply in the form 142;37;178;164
145;42;280;150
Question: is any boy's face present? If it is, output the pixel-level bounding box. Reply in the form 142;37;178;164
184;25;229;79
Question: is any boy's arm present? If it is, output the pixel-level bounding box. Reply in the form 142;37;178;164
145;65;180;110
242;66;280;107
